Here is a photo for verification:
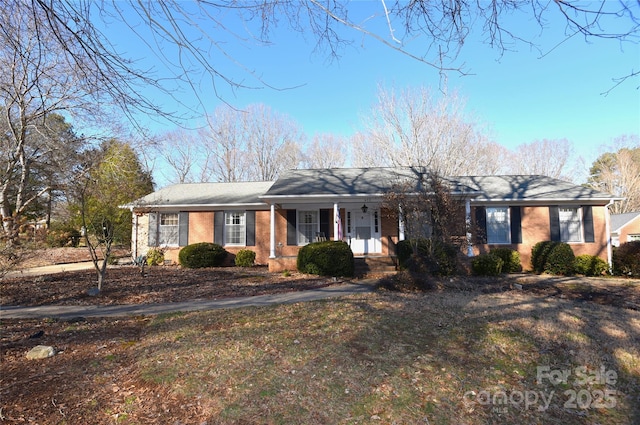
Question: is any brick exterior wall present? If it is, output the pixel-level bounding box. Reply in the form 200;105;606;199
619;214;640;244
473;205;610;271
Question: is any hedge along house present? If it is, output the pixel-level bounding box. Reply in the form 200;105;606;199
125;167;619;272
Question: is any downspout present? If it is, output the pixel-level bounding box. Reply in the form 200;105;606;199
605;199;614;273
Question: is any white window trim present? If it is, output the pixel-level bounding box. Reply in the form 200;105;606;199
224;211;246;246
486;206;511;244
559;207;583;243
158;212;179;247
298;210;319;246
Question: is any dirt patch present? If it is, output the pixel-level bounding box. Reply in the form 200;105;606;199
0;266;337;306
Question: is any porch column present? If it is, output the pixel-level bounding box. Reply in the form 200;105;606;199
269;203;276;258
465;199;473;257
398;206;405;241
333;202;340;241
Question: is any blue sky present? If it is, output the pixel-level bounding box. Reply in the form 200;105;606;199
103;2;639;179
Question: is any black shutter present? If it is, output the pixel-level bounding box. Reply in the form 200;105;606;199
214;211;224;245
319;209;331;239
286;210;297;245
246;211;256;246
582;205;595;243
178;212;189;246
549;206;561;241
148;212;158;246
475;206;487;244
510;206;522;244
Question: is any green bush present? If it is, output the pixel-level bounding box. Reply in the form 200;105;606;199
397;238;458;277
574;254;608;276
46;226;81;248
297;240;354;277
235;249;256;267
613;241;640;277
490;247;521;273
531;241;558;273
178;242;228;268
146;248;165;266
471;253;504;276
544;242;575;275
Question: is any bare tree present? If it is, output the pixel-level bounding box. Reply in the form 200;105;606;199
355;85;501;175
506;138;576;180
195;104;303;182
156;129;215;184
588;135;640;214
13;0;635;124
303;133;348;169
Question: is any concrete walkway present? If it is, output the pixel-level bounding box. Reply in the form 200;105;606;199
1;262;377;319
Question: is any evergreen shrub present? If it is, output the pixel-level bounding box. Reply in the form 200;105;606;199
574;254;608;276
613;241;640;277
235;249;256;267
297;240;354;277
178;242;228;268
471;253;504;276
490;247;521;273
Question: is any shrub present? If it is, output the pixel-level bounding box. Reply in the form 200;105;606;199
46;226;81;248
613;241;640;277
178;242;228;268
544;242;575;275
574;254;608;277
146;248;165;266
471;253;504;276
235;249;256;267
400;239;458;277
531;241;558;274
297;240;354;277
490;247;521;273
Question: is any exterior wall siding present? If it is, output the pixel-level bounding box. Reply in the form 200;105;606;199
619;215;640;244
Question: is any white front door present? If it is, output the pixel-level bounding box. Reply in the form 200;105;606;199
346;208;381;254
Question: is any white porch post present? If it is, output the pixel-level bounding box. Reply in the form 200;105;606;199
466;199;474;257
269;203;276;258
398;205;405;241
333;202;340;241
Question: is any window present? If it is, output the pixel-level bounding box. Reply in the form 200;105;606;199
159;213;179;245
629;234;640;242
486;207;510;244
559;207;582;242
298;210;318;245
225;211;246;245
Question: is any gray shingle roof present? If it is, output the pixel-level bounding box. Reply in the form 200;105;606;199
611;212;640;232
126;181;273;208
456;175;616;202
127;168;617;210
263;167;616;203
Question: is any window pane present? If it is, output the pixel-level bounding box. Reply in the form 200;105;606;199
225;212;246;245
159;213;179;245
486;207;510;244
559;208;582;242
298;211;318;245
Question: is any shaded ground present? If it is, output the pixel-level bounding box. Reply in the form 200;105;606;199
1;248;639;424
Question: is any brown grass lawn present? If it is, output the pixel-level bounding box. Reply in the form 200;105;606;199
1;256;639;424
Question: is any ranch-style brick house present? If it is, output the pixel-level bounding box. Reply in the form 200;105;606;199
125;167;619;272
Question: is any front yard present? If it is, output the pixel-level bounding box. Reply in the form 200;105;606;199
1;265;639;424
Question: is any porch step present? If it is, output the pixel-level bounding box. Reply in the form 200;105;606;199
354;256;397;277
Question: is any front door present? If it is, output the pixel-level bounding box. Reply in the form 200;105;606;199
346;208;381;254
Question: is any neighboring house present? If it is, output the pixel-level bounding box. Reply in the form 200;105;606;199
610;212;640;247
125;167;619;272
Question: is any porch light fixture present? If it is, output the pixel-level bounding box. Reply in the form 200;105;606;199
361;204;368;213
